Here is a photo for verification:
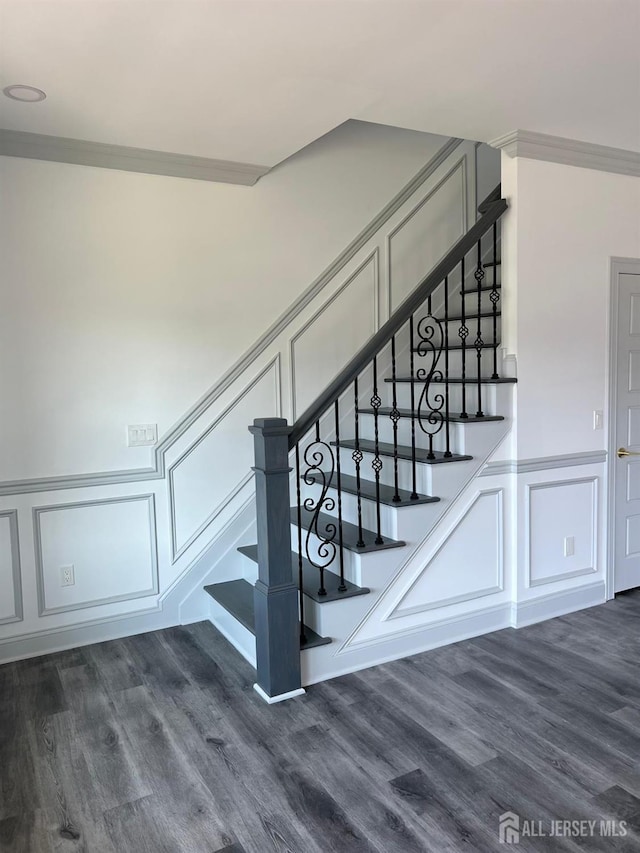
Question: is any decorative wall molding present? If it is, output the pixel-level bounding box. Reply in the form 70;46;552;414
33;494;159;616
525;477;598;588
0;510;23;625
0;129;270;185
0;137;463;498
489;129;640;177
480;449;607;476
389;489;504;619
167;357;280;562
386;154;468;315
289;250;378;421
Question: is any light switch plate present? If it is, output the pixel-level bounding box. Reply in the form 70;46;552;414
127;424;158;447
593;410;604;430
564;536;575;557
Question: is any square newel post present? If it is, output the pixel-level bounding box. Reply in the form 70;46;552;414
249;417;305;704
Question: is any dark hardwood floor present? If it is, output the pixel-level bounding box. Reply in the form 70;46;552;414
2;590;640;852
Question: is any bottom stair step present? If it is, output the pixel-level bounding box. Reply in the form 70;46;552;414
238;544;370;603
204;579;331;650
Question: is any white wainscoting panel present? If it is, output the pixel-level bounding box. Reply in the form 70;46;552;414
388;159;467;313
34;495;158;615
527;477;598;587
341;487;505;650
0;510;22;623
290;252;378;419
169;359;280;559
392;489;504;618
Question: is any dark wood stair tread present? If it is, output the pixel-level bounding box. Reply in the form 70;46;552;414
204;579;331;650
437;311;501;322
328;472;439;506
291;506;405;553
238;544;370;603
390;376;517;385
411;342;499;352
358;407;504;424
461;284;501;295
332;438;472;465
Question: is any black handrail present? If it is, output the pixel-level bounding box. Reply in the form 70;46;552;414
288;185;507;449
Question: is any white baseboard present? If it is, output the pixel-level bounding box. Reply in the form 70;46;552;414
511;580;606;628
302;600;513;686
253;684;306;704
0;605;172;665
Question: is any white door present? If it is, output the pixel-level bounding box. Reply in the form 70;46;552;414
614;269;640;593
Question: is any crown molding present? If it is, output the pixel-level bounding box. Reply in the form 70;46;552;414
0;129;270;185
489;129;640;177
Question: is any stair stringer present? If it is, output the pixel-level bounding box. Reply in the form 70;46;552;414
300;402;515;686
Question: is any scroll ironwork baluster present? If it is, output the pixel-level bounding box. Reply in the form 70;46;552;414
459;256;468;418
371;356;384;544
295;444;306;643
443;275;452;457
352;377;365;547
390;336;401;502
475;239;485;417
334;400;347;591
416;304;445;460
491;221;500;379
409;316;418;500
301;420;338;596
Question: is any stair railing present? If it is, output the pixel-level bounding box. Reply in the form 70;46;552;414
250;185;507;701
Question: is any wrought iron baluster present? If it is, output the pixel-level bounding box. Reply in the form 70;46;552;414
352;377;365;547
371;357;384;544
491;221;500;379
295;444;306;643
334;400;347;591
390;336;401;502
475;239;485;417
409;316;418;500
443;275;452;457
459;256;468;418
416;304;445;460
301;420;338;596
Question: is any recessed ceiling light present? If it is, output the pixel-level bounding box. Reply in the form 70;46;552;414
3;85;47;102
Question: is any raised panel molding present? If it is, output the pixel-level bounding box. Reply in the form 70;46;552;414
289;251;378;420
0;510;23;624
526;477;598;588
340;488;505;652
33;495;159;616
387;157;467;314
168;357;281;561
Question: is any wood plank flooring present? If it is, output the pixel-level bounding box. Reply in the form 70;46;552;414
2;590;640;851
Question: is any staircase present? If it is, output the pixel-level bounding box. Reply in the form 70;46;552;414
204;185;514;701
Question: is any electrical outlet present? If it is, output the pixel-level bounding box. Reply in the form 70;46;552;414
593;410;604;430
563;536;575;558
127;424;157;447
60;564;75;587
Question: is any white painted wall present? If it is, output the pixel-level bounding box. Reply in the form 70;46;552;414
501;156;640;459
0;120;449;481
0;125;481;662
493;156;640;622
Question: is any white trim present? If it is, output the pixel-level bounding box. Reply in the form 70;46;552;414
489;130;640;177
480;450;607;476
524;477;598;588
0;510;23;625
32;494;159;616
0;129;270;185
512;581;606;629
607;257;640;599
253;684;306;704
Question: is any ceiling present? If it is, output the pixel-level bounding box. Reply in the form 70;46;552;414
1;0;639;168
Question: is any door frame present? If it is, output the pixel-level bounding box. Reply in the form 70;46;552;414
606;256;640;599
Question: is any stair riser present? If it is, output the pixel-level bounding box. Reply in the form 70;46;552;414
288;528;397;587
391;382;502;417
448;289;501;318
